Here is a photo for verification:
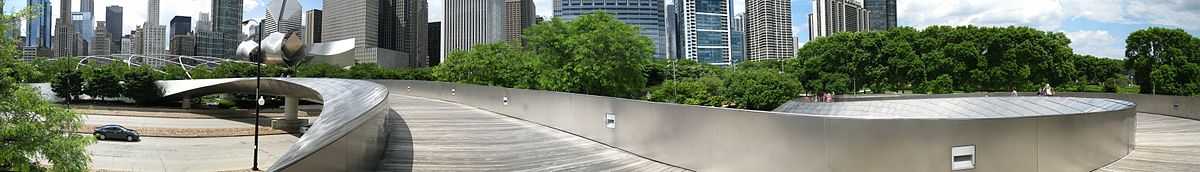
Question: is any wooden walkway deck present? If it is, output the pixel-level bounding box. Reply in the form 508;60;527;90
376;93;1198;172
377;94;689;172
1098;114;1200;172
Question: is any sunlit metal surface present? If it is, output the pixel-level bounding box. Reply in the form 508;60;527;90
375;80;1137;172
159;78;390;172
774;96;1135;119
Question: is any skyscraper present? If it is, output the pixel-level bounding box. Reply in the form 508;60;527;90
809;0;869;39
106;6;123;53
79;0;94;42
865;0;896;31
52;0;75;57
212;0;243;58
195;12;221;57
427;22;440;66
264;0;303;34
324;0;427;68
442;0;504;62
731;13;746;63
142;0;167;62
171;34;196;56
678;0;734;65
26;0;51;48
170;16;192;37
92;22;110;55
555;0;666;58
304;9;322;44
503;0;534;45
747;0;795;61
665;4;678;59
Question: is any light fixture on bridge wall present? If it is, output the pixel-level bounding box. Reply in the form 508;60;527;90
503;96;509;106
952;145;976;171
605;113;616;129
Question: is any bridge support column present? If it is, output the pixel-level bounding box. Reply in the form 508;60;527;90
272;95;307;132
181;95;192;109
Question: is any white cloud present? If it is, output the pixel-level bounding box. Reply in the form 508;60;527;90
899;0;1067;30
1125;0;1200;31
1065;30;1125;59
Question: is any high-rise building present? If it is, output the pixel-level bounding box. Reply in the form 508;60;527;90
665;4;678;59
212;0;243;58
678;0;735;65
442;0;504;62
747;0;795;61
142;0;167;64
503;0;534;45
80;0;94;42
730;13;745;63
304;9;322;44
170;16;192;37
324;0;427;68
120;36;134;54
52;0;75;57
171;34;196;56
670;4;685;59
106;6;123;53
26;0;52;48
864;0;896;31
264;0;303;34
72;12;94;45
555;0;666;58
92;22;111;55
427;22;440;66
195;13;222;57
809;0;869;39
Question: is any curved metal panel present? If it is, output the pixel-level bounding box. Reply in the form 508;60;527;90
374;80;1136;172
159;78;390;172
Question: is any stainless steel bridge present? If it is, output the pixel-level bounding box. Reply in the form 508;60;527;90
152;78;1200;172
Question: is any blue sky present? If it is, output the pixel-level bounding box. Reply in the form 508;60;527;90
5;0;1198;59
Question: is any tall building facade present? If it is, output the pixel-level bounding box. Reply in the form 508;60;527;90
171;34;196;56
170;16;192;38
678;0;734;65
142;0;167;62
665;4;678;59
503;0;534;45
324;0;427;68
427;22;440;66
747;0;795;61
809;0;869;39
91;22;110;55
26;0;51;48
865;0;896;31
264;0;303;34
442;0;504;62
555;0;666;58
120;36;134;54
195;13;222;57
304;9;322;44
51;0;75;57
106;6;123;53
730;13;745;63
212;0;243;58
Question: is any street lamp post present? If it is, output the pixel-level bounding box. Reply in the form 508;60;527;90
252;18;264;172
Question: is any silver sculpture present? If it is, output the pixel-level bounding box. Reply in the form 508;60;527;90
236;9;353;67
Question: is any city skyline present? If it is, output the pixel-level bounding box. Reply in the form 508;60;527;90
2;0;1198;59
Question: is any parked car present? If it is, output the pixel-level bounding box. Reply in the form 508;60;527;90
94;124;140;142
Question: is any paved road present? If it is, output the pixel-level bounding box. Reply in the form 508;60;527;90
87;135;298;172
84;115;319;129
85;115;262;128
1098;113;1200;172
378;94;689;171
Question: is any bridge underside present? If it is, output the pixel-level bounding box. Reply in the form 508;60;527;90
378;94;688;171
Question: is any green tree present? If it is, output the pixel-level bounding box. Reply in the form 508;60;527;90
83;64;125;100
0;3;94;171
645;76;728;107
645;59;724;87
433;43;539;89
123;66;162;104
722;69;804;110
51;70;85;102
1125;27;1200;94
525;12;653;98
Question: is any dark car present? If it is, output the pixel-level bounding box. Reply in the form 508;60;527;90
94;124;140;142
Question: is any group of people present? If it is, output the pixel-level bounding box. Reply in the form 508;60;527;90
812;92;836;103
1011;84;1056;96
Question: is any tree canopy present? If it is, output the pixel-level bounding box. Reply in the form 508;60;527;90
1125;27;1200;95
